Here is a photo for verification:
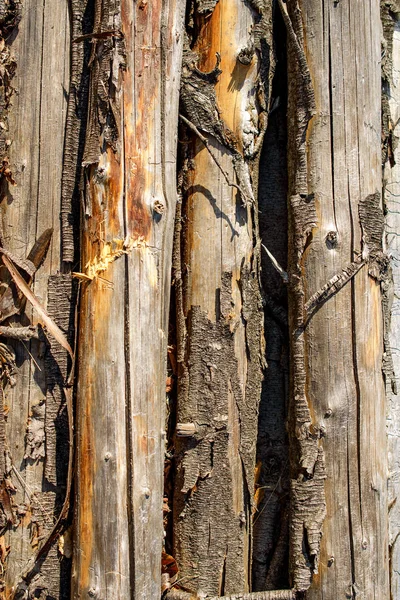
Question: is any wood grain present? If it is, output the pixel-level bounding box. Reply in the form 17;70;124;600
0;1;71;597
72;1;185;598
286;0;388;596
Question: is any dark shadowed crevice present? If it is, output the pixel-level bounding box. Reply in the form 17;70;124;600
252;2;290;592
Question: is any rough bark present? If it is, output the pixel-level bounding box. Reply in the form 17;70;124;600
172;0;272;596
72;1;185;598
285;0;388;597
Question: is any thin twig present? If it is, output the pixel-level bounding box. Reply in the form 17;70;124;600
179;114;249;202
207;592;296;600
166;591;296;600
0;325;42;341
253;461;288;526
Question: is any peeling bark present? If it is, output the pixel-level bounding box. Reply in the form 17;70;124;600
172;0;271;595
61;0;93;263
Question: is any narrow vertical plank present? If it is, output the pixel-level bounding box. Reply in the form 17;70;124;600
383;4;400;599
0;0;71;596
173;1;272;595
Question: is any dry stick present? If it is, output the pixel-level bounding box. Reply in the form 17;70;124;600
179;114;250;202
261;244;288;282
207;592;297;600
1;254;73;358
0;325;42;341
253;462;288;526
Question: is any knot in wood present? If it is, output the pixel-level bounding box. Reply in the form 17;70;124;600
153;199;165;215
325;230;338;249
237;45;254;65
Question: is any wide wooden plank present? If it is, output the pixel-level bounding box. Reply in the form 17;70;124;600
285;0;388;596
72;1;185;598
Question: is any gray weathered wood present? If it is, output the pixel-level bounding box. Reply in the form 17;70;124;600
0;1;71;597
286;0;389;596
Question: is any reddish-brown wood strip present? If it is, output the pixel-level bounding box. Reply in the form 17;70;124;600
73;1;185;597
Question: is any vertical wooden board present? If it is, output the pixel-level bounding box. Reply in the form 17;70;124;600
73;0;185;598
126;247;165;596
75;267;130;599
299;0;359;593
349;0;387;596
124;3;186;594
287;0;388;596
0;0;70;596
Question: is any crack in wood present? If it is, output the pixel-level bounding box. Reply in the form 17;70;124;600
285;0;326;591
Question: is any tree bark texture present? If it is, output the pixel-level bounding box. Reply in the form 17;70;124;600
72;1;185;599
172;0;273;596
286;0;388;597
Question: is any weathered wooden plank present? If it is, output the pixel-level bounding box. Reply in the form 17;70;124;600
0;1;71;597
72;0;185;598
285;0;388;596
